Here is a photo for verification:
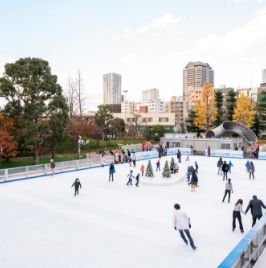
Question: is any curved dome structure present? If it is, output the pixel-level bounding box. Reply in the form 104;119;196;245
206;121;257;145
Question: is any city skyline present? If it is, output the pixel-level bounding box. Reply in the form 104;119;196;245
0;0;266;110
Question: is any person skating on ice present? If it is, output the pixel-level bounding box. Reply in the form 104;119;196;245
194;161;199;174
217;157;223;175
228;161;233;173
126;170;135;186
140;164;145;176
232;199;246;233
248;161;255;179
245;195;266;227
173;203;196;250
222;161;229;180
71;178;82;196
222;178;233;203
189;169;198;191
132;152;137;167
135;173;140;187
245;160;250;172
177;149;181;163
156;159;160;171
109;163;115;182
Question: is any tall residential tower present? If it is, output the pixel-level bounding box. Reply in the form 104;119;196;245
103;73;122;105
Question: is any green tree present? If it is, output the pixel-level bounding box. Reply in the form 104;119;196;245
215;90;224;126
256;89;266;132
110;118;126;138
226;89;237;121
143;125;165;141
186;110;202;137
0;58;69;163
145;160;154;177
251;113;261;137
94;105;113;140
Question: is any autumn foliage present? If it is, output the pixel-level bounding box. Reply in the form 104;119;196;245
233;93;256;127
0;114;17;159
194;82;218;130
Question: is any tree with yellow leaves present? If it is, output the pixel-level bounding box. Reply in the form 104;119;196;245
194;82;218;131
233;92;256;127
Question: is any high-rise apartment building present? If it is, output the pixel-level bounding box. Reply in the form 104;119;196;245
262;69;266;84
103;73;122;105
183;61;214;119
141;88;164;113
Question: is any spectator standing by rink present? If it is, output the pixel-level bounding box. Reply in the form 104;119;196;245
126;170;135;186
222;179;233;203
217;157;223;175
232;199;245;233
156;159;161;171
245;195;266;227
177;149;181;163
222;161;229;181
248;161;255;179
50;158;56;175
140;164;145;176
71;178;82;196
228;161;233;173
173;203;197;250
109;163;115;182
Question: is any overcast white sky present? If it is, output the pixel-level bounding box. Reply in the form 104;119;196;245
0;0;266;110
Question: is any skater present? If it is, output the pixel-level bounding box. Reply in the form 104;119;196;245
71;178;82;196
228;161;233;173
109;163;115;182
173;203;196;250
185;154;189;162
177;149;181;163
135;173;140;187
217;157;223;175
245;195;266;227
232;199;245;233
140;164;145;176
187;166;194;182
194;161;199;174
132;153;137;167
207;146;211;157
189;169;198;191
248;161;255;179
156;159;160;171
126;170;135;186
222;179;233;203
222;161;229;181
128;155;132;167
50;158;56;175
100;153;105;167
245;160;250;172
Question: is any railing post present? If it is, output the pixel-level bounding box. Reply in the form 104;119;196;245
4;169;8;181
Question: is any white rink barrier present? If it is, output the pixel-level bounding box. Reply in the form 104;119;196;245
205;149;244;159
258;152;266;160
218;213;266;268
167;147;192;156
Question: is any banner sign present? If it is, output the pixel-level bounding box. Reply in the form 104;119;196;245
258;152;266;160
135;151;159;161
205;149;243;158
167;147;192;156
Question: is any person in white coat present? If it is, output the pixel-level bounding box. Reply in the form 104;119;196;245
173;203;196;250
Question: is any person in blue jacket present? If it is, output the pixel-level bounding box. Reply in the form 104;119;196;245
109;163;115;182
228;161;233;173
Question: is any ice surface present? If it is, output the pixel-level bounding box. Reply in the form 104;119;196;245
0;155;266;268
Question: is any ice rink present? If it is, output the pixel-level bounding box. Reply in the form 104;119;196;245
0;155;266;268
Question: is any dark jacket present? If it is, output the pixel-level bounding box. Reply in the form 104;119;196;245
190;171;198;184
109;164;115;173
72;181;82;189
245;198;266;216
217;159;223;168
222;163;229;172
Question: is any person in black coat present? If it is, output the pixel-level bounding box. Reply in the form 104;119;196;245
177;149;181;163
71;178;82;196
222;161;229;181
245;195;266;227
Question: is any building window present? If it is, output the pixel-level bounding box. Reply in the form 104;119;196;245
221;143;230;149
159;117;169;122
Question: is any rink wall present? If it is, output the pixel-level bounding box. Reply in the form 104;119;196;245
218;213;266;268
204;149;243;158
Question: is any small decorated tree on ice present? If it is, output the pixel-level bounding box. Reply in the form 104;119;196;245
170;157;175;174
162;160;171;178
145;160;154;177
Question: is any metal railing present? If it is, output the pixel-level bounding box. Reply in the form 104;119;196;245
218;213;266;268
0;155;114;184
